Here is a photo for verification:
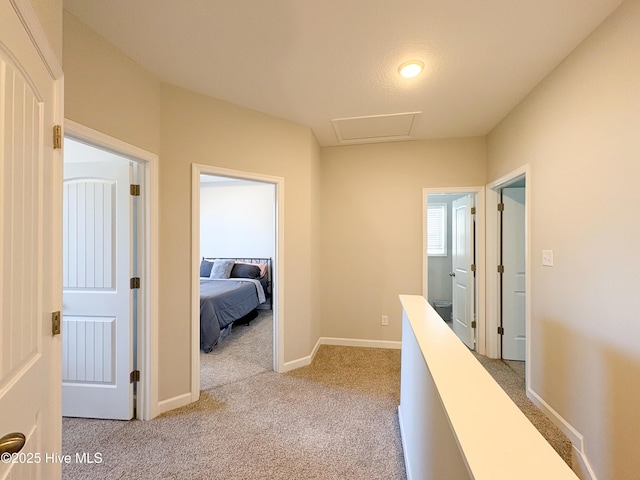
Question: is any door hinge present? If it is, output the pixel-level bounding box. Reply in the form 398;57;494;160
471;321;477;329
471;207;476;215
497;265;504;273
130;277;141;289
53;125;62;149
130;184;141;196
130;370;140;383
497;203;505;212
497;326;504;335
52;311;61;335
471;264;476;273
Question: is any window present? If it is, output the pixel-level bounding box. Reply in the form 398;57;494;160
427;204;447;256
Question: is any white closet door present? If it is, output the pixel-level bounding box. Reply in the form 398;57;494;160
62;157;134;419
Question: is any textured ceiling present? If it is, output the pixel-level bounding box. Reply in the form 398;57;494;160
64;0;623;146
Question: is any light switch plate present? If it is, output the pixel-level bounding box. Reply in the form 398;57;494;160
542;250;554;267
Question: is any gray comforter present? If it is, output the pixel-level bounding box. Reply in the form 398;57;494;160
200;279;260;353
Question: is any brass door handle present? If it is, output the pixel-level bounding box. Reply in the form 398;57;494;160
0;432;26;455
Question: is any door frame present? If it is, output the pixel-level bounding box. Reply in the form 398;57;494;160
191;163;284;402
64;119;160;420
485;165;530;378
422;186;486;355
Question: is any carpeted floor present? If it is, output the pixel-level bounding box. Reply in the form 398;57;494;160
62;311;407;479
62;311;572;478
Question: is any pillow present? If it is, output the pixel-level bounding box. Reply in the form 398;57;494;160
200;259;214;278
230;263;262;279
210;259;235;279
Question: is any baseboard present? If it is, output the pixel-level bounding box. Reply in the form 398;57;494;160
397;405;414;480
571;445;597;480
527;387;596;480
157;392;192;415
280;338;321;373
319;337;402;350
281;355;312;372
280;337;401;373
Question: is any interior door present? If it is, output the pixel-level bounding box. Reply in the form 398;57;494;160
62;152;134;420
501;187;526;361
451;195;475;349
0;2;60;477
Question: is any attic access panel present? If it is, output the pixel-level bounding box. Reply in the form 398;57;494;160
331;112;421;144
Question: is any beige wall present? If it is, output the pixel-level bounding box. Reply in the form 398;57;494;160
487;1;640;478
63;14;323;402
320;139;486;341
159;84;321;399
63;11;161;154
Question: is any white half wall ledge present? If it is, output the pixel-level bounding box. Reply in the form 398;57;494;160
398;294;579;480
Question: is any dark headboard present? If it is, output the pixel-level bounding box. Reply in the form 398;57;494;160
203;257;272;290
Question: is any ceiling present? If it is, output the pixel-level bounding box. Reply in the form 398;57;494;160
63;0;623;147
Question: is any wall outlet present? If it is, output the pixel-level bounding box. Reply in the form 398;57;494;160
542;249;554;267
381;315;389;326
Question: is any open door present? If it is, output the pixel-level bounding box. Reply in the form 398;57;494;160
0;2;60;476
62;145;135;420
501;186;526;361
451;195;475;349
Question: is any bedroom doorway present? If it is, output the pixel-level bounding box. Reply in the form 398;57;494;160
191;164;283;402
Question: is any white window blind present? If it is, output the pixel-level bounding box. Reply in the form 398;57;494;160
427;204;447;256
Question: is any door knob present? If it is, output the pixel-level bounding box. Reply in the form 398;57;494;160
0;432;26;455
449;272;456;277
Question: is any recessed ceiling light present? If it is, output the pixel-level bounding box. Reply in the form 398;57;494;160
398;60;424;78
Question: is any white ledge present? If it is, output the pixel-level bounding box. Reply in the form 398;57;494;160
398;294;577;480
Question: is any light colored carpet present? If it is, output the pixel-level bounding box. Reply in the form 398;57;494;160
62;312;407;479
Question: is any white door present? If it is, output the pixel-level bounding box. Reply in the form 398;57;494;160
62;152;134;420
0;2;60;477
451;195;475;349
501;187;526;361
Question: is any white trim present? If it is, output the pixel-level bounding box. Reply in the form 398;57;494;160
422;186;486;355
527;389;584;451
320;337;402;349
157;392;192;415
485;165;529;367
572;447;597;480
280;337;402;373
527;388;596;479
9;0;63;79
281;355;314;373
191;164;285;402
63;119;160;420
397;406;415;480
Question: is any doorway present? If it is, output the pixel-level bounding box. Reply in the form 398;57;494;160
191;164;284;403
63;121;159;420
486;166;530;387
500;179;526;361
62;138;137;420
423;187;486;354
199;174;275;381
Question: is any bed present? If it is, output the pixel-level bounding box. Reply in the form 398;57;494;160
200;257;271;353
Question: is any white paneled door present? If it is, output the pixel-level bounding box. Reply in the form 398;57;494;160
501;187;526;361
62;157;134;419
0;2;60;478
451;195;475;349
